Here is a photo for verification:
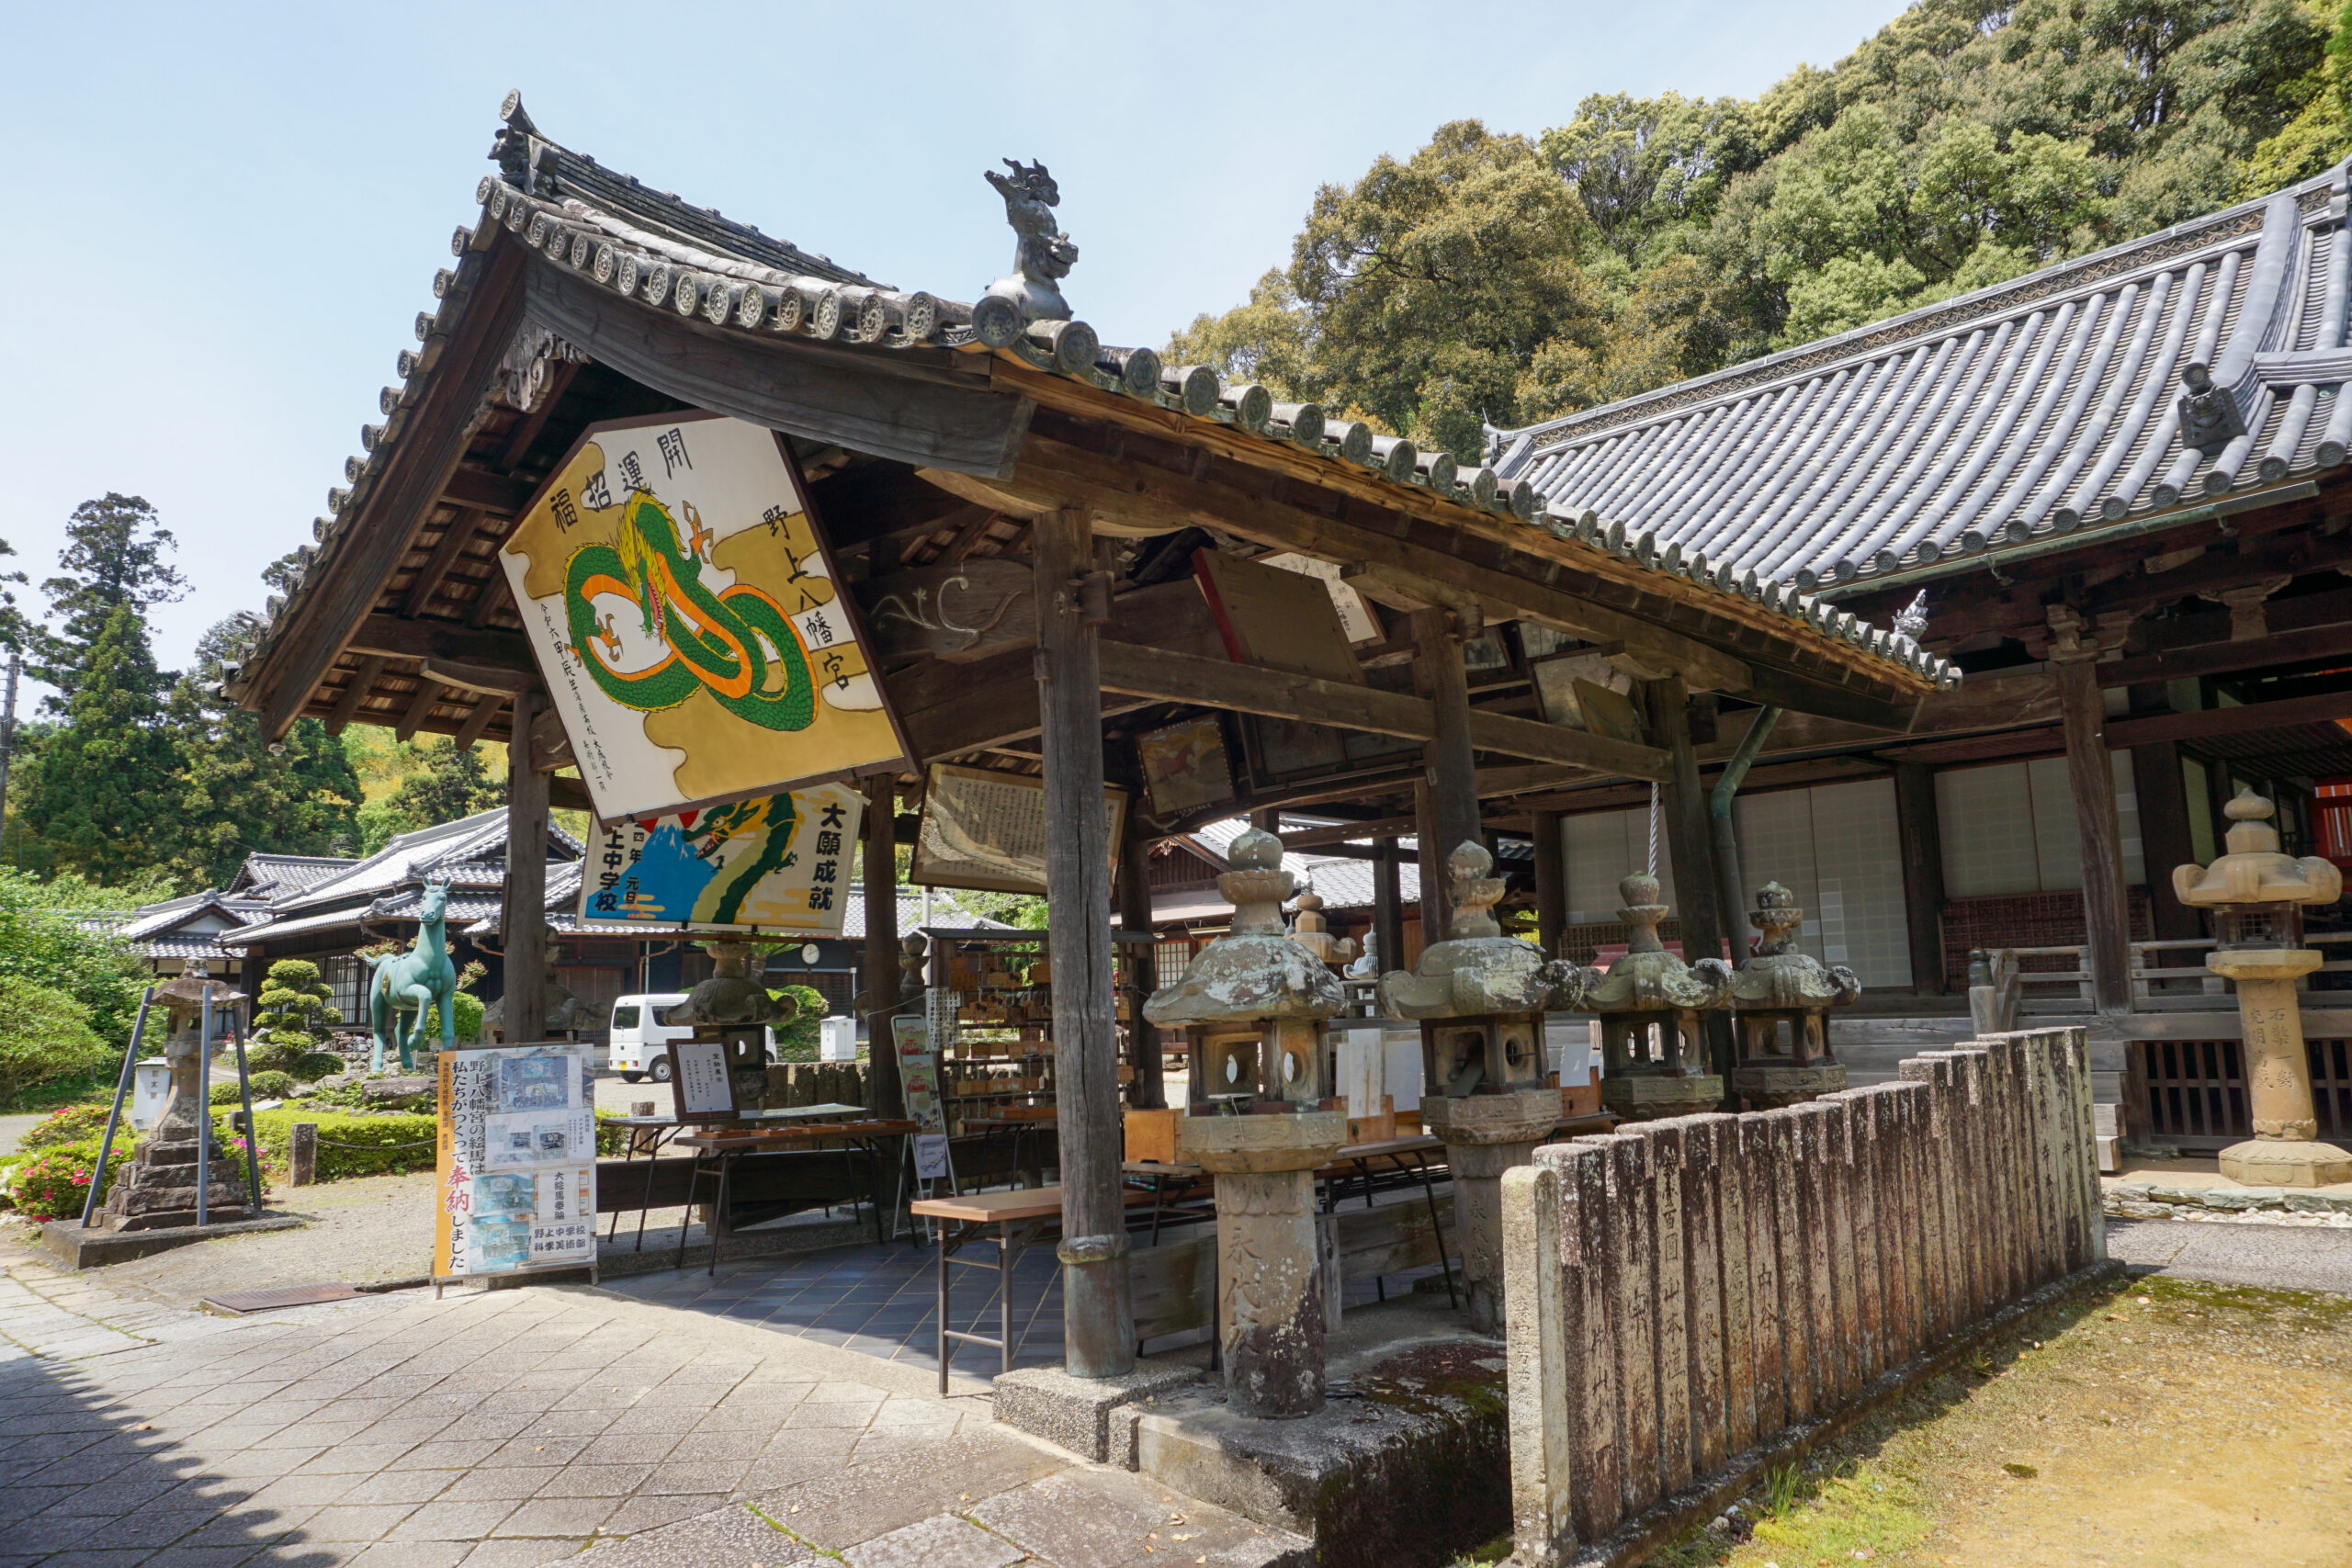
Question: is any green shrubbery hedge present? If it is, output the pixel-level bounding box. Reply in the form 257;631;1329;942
242;1109;437;1180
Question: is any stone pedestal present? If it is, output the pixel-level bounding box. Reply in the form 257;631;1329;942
1730;1061;1848;1110
1420;1089;1558;1333
2210;950;2352;1187
1600;1071;1724;1122
1178;1111;1349;1418
99;983;252;1232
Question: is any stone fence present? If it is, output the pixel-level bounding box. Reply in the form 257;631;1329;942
1500;1027;2106;1565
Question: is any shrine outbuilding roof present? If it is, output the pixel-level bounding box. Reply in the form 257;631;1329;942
1495;162;2352;597
220;91;1951;764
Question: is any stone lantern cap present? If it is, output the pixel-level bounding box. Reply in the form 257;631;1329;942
661;941;795;1027
1145;827;1342;1027
2172;790;2344;908
1580;873;1732;1013
1730;882;1861;1010
1381;841;1586;1019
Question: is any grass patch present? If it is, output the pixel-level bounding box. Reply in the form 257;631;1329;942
1643;1272;2352;1566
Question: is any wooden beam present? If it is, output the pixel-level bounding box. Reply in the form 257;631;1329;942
2105;688;2352;746
1008;434;1758;695
2054;657;2132;1016
347;614;535;670
548;772;593;815
393;679;445;743
438;465;538;514
530;703;575;773
504;689;549;1043
467;568;512;629
255;240;526;737
419;658;537;697
2101;617;2352;687
1374;839;1404;974
1092;641;1674;780
453;692;504;751
1647;676;1730;1071
324;655;385;736
862;776;903;1118
1414;608;1482;937
1035;506;1135;1376
1893;763;1947;993
1532;809;1566;957
400;508;487;619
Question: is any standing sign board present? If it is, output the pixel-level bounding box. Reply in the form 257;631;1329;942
581;784;864;933
500;412;906;822
892;1012;954;1226
435;1043;598;1287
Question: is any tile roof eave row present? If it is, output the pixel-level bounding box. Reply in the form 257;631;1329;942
217;96;1952;728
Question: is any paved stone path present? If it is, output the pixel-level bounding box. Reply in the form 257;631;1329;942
0;1258;1304;1567
2107;1214;2352;1294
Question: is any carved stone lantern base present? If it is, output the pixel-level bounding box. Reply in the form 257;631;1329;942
1602;1073;1724;1122
1421;1089;1560;1333
2219;1138;2352;1187
1732;1062;1849;1111
1178;1110;1350;1419
99;1136;253;1232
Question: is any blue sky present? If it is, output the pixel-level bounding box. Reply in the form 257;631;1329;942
1;0;1905;705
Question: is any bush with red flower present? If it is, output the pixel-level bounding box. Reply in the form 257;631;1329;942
2;1140;121;1221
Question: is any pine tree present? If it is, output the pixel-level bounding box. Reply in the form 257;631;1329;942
17;604;180;884
37;494;188;706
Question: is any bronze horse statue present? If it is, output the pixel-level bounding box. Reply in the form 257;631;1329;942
367;878;458;1072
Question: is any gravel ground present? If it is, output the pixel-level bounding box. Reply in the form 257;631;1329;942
6;1168;440;1305
2106;1213;2352;1293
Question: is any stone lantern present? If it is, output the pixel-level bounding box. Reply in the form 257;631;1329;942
98;979;252;1231
1580;873;1731;1122
1728;882;1860;1109
2172;790;2351;1186
1381;841;1586;1332
1144;827;1348;1418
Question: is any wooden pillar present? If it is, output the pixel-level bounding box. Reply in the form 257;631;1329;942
2132;741;2200;942
1413;608;1482;936
1894;764;1949;994
1117;811;1164;1110
1645;675;1730;1073
503;689;548;1044
1532;809;1566;957
1035;507;1135;1378
1374;838;1404;976
862;775;904;1120
2053;658;2133;1016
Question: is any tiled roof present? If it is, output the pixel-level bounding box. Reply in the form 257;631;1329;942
116;892;267;942
230;852;358;897
1498;164;2352;594
271;808;580;914
218;91;1950;715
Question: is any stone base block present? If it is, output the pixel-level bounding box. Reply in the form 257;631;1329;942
1732;1062;1848;1109
1601;1073;1724;1121
40;1214;306;1270
2218;1137;2352;1188
991;1357;1205;1463
1127;1300;1509;1568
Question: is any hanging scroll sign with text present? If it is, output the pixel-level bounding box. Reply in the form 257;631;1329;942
500;412;908;821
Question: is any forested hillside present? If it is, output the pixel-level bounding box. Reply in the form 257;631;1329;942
1169;0;2352;463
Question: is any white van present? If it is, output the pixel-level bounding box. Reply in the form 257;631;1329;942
606;994;782;1081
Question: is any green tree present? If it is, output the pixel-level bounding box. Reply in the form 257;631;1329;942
36;494;188;705
16;604;181;885
163;616;362;888
357;739;506;852
0;866;158;1050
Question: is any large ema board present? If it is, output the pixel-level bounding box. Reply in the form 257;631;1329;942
435;1043;598;1287
501;412;906;821
580;782;864;935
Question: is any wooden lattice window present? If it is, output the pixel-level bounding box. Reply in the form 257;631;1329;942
2136;1039;2248;1142
2312;1039;2352;1142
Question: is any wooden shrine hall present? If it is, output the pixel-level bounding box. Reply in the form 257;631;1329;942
222;93;1943;1374
1487;158;2352;1150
